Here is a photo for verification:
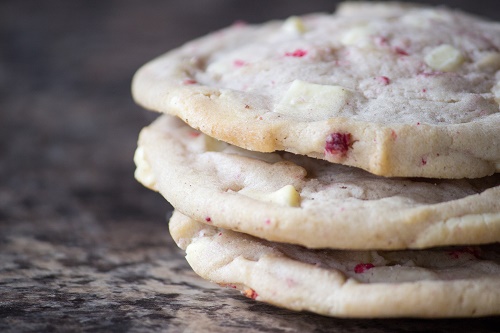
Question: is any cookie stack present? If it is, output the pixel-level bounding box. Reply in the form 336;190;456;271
132;2;500;317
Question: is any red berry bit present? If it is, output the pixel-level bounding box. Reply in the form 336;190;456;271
325;132;352;156
394;47;409;56
233;59;246;67
390;129;397;140
182;79;197;85
448;247;481;259
244;289;258;300
421;157;427;166
354;263;375;274
285;49;308;57
376;76;390;85
205;217;212;223
188;131;201;138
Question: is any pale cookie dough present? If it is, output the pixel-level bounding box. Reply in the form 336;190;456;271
132;2;500;179
135;115;500;249
170;211;500;318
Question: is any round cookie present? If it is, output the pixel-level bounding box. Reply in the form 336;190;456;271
135;115;500;250
132;2;500;179
169;211;500;318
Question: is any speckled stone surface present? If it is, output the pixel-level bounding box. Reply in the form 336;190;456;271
1;0;499;331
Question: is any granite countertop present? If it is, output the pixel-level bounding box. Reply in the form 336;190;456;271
1;1;499;331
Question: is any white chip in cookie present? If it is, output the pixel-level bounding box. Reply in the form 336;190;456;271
135;115;500;250
132;2;500;178
170;211;500;318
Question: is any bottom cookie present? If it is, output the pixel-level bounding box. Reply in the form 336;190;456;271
169;211;500;318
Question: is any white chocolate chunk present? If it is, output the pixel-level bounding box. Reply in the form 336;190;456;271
341;26;372;47
276;80;351;120
477;52;500;71
424;44;465;72
492;81;500;104
269;185;301;206
282;16;306;34
239;185;301;207
134;147;156;189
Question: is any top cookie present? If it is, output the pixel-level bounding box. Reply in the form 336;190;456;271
132;2;500;178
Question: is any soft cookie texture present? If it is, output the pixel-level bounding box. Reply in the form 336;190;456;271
169;211;500;318
132;2;500;179
135;115;500;250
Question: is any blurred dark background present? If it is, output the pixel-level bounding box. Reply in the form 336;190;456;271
1;1;499;331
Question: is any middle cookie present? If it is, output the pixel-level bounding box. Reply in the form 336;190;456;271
135;115;500;250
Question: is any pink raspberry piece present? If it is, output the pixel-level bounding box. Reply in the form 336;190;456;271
285;49;307;57
354;263;375;274
325;133;351;156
